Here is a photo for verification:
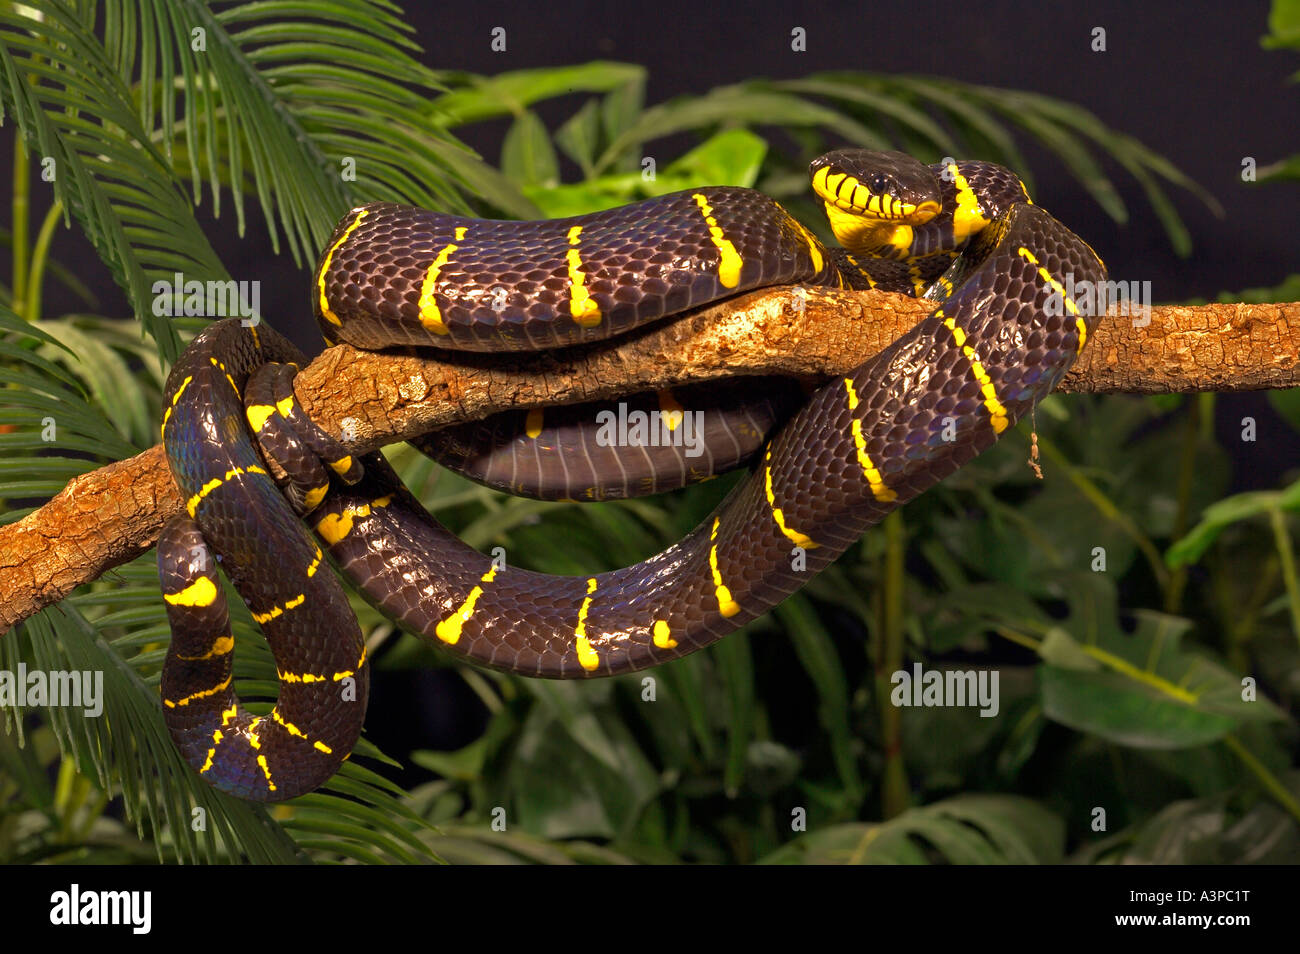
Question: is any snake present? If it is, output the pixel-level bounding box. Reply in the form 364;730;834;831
156;149;1106;800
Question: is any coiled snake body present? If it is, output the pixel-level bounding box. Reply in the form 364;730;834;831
158;150;1106;800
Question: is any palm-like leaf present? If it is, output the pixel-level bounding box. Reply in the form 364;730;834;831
2;0;1287;866
0;303;440;861
0;3;230;358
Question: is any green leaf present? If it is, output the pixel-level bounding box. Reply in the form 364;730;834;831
600;74;646;172
1263;0;1300;49
1270;387;1300;432
1167;486;1299;568
508;682;661;840
33;318;161;450
595;84;890;176
761;794;1063;864
1258;154;1300;182
428;62;646;127
1040;665;1239;749
775;597;862;800
711;629;755;795
662;128;767;188
1039;627;1103;671
501;110;559;189
554;98;602;179
775;76;952;153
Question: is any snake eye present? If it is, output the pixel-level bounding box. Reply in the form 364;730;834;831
868;174;888;194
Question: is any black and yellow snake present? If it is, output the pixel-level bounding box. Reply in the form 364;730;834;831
156;149;1106;800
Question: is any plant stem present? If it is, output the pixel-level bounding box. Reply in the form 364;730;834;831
12;139;29;318
1037;435;1169;590
25;200;63;323
878;510;908;819
1268;506;1300;651
1198;392;1215;444
1164;397;1200;614
1222;734;1300;825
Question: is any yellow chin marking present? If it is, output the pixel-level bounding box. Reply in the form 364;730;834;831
822;202;879;255
317;209;369;326
887;224;916;255
691;193;744;288
822;202;917;258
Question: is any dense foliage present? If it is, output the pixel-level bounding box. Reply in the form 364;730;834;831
0;0;1296;863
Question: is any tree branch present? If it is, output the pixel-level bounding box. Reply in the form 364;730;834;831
3;287;1298;632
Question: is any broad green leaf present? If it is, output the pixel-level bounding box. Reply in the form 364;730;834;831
1167;486;1300;567
428;62;646;126
501;110;559;189
662;128;768;187
1040;665;1239;748
761;794;1063;864
555;98;602;178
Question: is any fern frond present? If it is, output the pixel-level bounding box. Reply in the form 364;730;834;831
0;4;232;359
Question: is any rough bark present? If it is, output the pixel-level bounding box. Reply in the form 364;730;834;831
2;288;1297;632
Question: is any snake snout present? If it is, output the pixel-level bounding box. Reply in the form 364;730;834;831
809;149;941;223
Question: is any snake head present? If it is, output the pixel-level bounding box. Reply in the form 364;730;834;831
809;150;942;224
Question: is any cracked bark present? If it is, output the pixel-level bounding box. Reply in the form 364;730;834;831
2;287;1297;633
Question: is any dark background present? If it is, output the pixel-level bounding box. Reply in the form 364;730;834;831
4;0;1296;340
406;0;1296;303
